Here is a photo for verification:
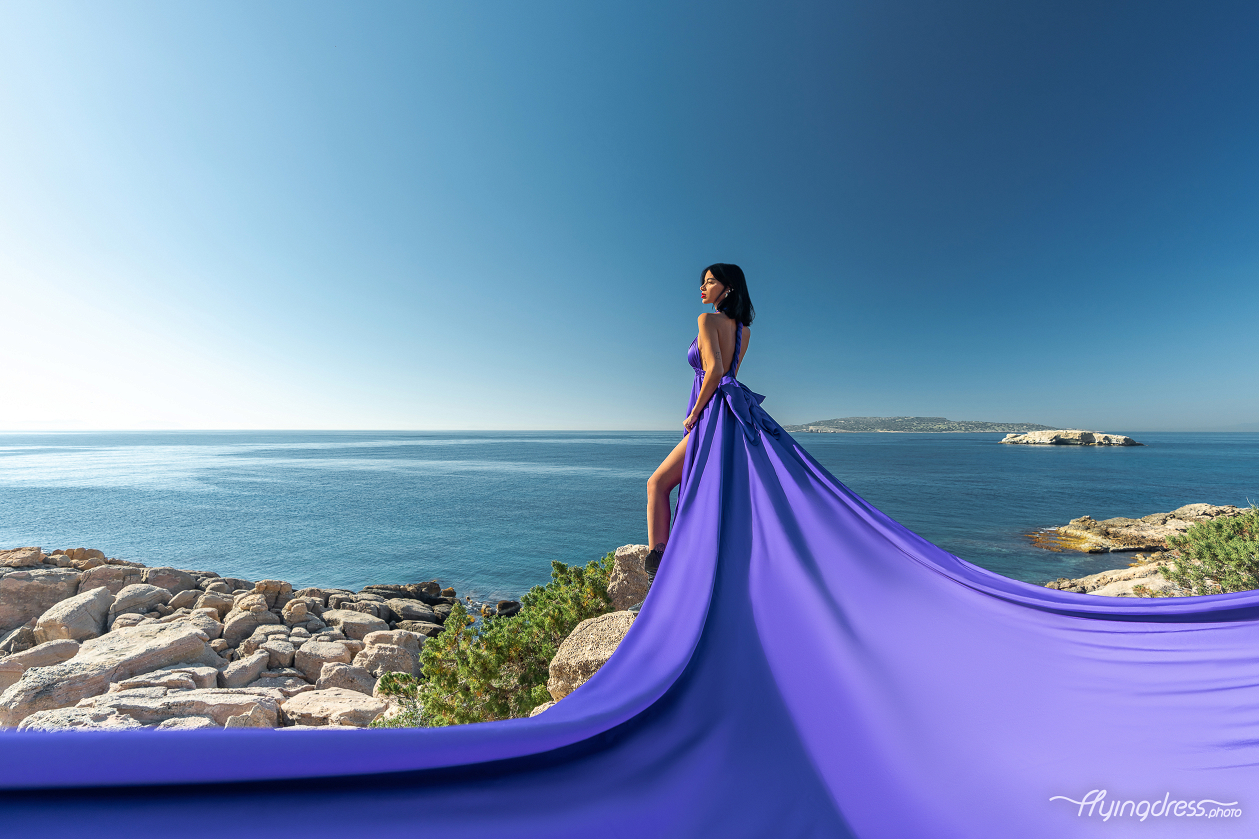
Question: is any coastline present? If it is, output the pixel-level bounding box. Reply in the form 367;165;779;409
0;546;485;730
1034;504;1245;596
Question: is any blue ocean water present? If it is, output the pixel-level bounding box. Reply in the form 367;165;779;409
0;431;1254;601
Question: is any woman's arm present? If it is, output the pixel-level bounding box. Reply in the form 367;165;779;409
683;314;726;432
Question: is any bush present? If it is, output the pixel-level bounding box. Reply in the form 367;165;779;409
411;552;616;727
368;672;422;728
1153;505;1259;596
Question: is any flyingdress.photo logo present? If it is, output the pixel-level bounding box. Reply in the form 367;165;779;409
1050;790;1241;822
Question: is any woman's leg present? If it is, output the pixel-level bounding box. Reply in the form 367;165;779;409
647;433;689;549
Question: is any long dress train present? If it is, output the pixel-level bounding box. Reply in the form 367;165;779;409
3;322;1259;838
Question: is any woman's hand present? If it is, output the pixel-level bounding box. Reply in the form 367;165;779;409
683;411;700;433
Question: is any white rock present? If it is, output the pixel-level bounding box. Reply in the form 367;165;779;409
0;568;82;634
261;639;295;669
0;621;209;726
315;662;376;696
320;609;390;641
352;643;419;678
607;544;651;611
294;640;352;682
281;687;388;727
155;715;218;730
18;706;146;731
0;548;45;568
363;629;423;653
247;676;314;698
252;579;292;609
383;598;438;623
34;585;113;643
222;609;282;647
109;584;172;626
77;565;143;596
224;703;275;728
194;591;235;619
547;611;635;702
140;567;199;595
0;638;80;692
109;671;197;692
219;650;270;689
82;688;279;727
168;589;200;610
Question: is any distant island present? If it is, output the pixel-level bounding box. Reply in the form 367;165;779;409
784;417;1056;434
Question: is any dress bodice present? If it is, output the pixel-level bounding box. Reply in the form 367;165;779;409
687;321;742;418
688;321;742;378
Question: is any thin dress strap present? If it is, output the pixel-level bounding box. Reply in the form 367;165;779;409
730;322;743;379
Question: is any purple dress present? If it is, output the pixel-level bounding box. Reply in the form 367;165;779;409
686;320;743;418
3;323;1259;838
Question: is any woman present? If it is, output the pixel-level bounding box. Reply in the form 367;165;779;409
637;263;754;606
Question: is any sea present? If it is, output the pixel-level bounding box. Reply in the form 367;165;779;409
0;431;1254;603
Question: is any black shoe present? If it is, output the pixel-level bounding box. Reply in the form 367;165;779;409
628;544;665;613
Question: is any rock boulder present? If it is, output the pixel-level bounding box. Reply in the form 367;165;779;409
34;585;113;643
222;609;282;647
315;663;377;696
0;568;83;633
547;611;635;702
109;584;172;624
0;639;80;692
353;643;419;678
0;621;209;726
219;650;271;689
141;567;199;595
82;687;279;727
0;548;45;568
77;564;144;595
18;706;147;731
320;609;389;640
294;640;353;682
607;544;651;611
281;687;387;727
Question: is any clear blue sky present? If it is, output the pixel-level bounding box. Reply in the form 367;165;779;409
2;1;1256;431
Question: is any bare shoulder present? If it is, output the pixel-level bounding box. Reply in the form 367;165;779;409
698;312;737;327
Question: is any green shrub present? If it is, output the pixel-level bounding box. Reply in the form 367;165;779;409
368;672;422;728
412;552;616;727
1153;505;1259;596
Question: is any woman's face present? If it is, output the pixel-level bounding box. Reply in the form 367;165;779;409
700;271;727;308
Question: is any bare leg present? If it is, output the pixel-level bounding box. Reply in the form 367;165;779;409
647;433;689;549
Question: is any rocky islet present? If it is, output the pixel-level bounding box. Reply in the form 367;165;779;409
1000;429;1142;446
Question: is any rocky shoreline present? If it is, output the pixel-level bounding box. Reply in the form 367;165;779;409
0;546;509;730
1035;504;1244;596
0;544;645;732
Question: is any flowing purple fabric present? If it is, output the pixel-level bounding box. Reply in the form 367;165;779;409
3;323;1258;837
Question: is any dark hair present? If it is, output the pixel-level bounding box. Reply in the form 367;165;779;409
702;263;755;326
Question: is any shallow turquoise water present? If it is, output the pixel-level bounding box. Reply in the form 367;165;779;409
0;431;1253;601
